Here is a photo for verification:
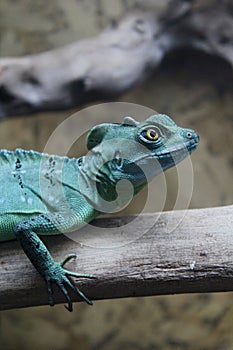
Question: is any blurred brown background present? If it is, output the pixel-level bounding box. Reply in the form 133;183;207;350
0;1;232;349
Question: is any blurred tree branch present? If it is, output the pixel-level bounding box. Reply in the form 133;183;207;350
1;205;233;310
0;0;232;118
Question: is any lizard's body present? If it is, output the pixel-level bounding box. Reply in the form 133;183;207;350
0;114;199;311
0;149;97;241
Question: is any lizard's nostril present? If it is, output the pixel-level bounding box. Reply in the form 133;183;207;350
193;131;200;143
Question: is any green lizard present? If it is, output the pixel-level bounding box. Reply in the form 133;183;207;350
0;114;199;311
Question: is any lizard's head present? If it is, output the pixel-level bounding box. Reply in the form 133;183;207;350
85;114;199;203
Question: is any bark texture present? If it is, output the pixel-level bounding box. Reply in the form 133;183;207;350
1;205;233;310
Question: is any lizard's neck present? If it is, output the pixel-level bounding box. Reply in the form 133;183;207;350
77;152;119;208
77;151;144;214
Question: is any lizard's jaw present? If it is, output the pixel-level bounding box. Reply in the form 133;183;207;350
154;137;199;171
156;139;199;159
133;136;199;184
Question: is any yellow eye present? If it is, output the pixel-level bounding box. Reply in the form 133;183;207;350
146;128;159;141
139;127;161;143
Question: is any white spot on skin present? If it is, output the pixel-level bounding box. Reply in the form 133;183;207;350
48;196;54;202
27;197;33;205
20;195;26;202
190;261;196;270
11;170;26;175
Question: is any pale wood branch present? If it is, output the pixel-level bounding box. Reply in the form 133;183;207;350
1;205;233;311
0;0;232;118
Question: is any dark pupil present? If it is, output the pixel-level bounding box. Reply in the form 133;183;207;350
149;130;156;138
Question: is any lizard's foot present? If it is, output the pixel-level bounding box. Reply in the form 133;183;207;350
46;254;96;312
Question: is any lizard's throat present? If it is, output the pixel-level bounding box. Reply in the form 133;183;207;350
77;154;122;210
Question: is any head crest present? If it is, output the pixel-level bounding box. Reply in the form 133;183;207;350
122;116;139;126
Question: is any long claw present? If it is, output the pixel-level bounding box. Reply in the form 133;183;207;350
74;287;93;305
45;258;96;310
58;281;73;312
64;296;73;312
64;301;73;312
60;254;77;267
65;270;97;279
65;277;93;305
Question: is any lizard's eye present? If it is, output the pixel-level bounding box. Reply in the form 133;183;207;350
146;129;159;140
140;127;160;142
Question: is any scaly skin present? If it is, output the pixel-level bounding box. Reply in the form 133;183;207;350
0;114;199;311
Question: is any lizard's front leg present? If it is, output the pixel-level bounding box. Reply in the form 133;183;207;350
14;213;96;311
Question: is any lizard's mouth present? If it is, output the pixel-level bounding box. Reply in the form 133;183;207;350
155;139;199;159
133;138;199;166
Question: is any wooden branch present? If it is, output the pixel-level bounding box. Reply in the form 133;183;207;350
0;0;232;118
1;205;233;311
